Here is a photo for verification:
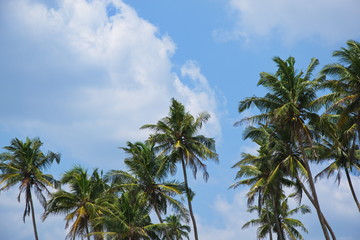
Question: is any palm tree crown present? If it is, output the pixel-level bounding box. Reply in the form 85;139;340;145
0;137;60;240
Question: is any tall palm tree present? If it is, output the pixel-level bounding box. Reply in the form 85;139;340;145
0;137;60;240
315;40;360;212
106;141;188;234
237;56;334;239
141;98;219;240
43;166;111;240
243;194;310;240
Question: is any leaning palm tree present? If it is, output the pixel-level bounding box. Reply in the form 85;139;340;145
141;98;219;240
243;194;310;240
106;141;188;230
0;137;61;240
236;56;334;239
43;166;111;240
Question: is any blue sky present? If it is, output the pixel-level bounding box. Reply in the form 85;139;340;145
0;0;359;239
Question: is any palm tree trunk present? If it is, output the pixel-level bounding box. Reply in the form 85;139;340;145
28;186;39;240
26;185;39;240
297;135;332;240
272;192;285;240
296;175;336;240
181;158;199;240
265;208;273;240
344;167;360;212
85;223;91;240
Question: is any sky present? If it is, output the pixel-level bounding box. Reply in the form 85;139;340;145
0;0;359;239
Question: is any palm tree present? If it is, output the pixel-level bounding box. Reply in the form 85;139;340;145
0;137;60;240
315;40;360;212
315;115;360;211
43;166;111;240
91;191;161;240
141;98;219;240
231;125;299;240
106;141;188;238
237;56;334;239
318;40;360;136
162;215;190;240
243;194;310;240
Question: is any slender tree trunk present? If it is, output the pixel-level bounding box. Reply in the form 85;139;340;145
85;222;91;240
297;135;332;240
181;158;199;240
154;205;164;223
272;192;285;240
28;187;39;240
265;207;273;240
296;175;336;240
344;167;360;212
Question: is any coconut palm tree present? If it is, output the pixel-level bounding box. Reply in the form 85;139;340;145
141;98;218;240
243;194;310;240
314;40;360;212
231;125;300;240
106;141;188;240
43;166;111;240
0;137;60;240
237;56;334;239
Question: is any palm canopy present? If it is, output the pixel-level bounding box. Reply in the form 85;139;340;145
141;98;218;180
106;141;188;222
315;114;360;211
91;191;161;240
237;56;320;142
162;215;190;240
318;40;360;127
243;194;310;240
43;166;111;240
0;137;60;240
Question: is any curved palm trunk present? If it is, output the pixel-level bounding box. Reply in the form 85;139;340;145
344;167;360;212
297;134;332;240
28;187;39;240
296;175;336;240
181;158;199;240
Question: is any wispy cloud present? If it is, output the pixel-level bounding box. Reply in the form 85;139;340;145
219;0;360;45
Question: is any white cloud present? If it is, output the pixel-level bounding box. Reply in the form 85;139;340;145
222;0;360;45
0;0;220;168
197;191;257;240
174;60;221;139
